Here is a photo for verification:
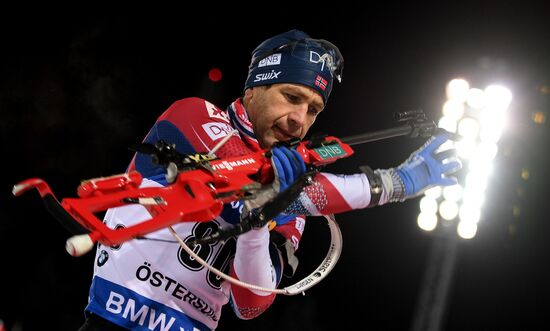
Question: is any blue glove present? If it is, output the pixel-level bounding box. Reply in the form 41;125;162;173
242;146;305;217
396;130;462;198
271;146;307;192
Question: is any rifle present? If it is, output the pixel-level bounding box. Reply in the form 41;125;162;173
13;109;437;257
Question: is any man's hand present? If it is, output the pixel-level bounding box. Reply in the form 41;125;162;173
270;146;307;193
395;130;462;199
243;146;306;213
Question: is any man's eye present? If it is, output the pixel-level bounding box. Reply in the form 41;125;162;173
285;93;300;103
308;107;320;116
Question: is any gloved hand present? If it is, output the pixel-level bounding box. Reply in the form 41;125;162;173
270;146;307;193
243;146;306;213
394;130;462;199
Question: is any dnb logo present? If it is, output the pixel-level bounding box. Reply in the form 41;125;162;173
258;53;281;67
202;122;233;141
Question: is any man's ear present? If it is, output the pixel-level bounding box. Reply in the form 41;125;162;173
243;87;254;106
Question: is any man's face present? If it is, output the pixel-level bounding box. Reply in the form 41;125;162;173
243;83;325;148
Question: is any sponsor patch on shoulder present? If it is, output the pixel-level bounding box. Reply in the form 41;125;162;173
202;122;233;141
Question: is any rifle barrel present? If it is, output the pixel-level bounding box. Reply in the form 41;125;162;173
341;125;413;146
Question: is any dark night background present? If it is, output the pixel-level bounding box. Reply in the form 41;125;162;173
1;4;549;330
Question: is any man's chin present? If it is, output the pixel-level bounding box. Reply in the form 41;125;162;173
258;136;275;148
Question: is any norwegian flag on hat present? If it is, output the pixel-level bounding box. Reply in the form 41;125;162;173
315;75;328;91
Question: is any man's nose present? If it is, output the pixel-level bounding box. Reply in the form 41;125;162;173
288;106;307;131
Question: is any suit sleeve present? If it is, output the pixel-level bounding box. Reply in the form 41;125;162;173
283;172;376;216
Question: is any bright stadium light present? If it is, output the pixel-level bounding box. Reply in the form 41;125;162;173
485;85;513;111
446;78;470;102
455;138;477;159
475;141;499;161
457;117;480;139
411;79;512;331
442;185;462;202
417;77;512;239
439;200;459;221
424;186;442;199
457;221;477;239
420;196;439;215
461;186;485;208
443;100;465;120
418;212;438;231
438;116;457;133
466;88;486;109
